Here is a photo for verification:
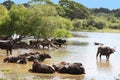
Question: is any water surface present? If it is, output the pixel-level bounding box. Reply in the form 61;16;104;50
0;31;120;80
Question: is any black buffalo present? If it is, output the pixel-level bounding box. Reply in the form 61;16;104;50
51;39;67;47
29;59;55;73
3;55;27;64
52;62;85;74
29;40;41;48
67;63;85;74
13;42;29;49
96;46;115;60
0;40;14;56
52;61;69;72
94;42;103;46
22;52;51;61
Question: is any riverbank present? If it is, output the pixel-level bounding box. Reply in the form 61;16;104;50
75;29;120;33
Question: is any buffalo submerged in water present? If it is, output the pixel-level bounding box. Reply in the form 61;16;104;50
52;61;85;75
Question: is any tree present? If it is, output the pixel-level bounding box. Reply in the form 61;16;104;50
28;0;53;5
0;3;73;38
114;9;120;17
0;4;29;37
53;16;73;37
26;4;73;38
59;0;90;19
2;0;15;10
95;21;106;29
0;5;9;36
55;4;65;17
0;5;8;24
72;19;83;30
91;7;110;14
0;5;8;16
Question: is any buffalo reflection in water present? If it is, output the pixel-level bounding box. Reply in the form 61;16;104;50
96;60;112;73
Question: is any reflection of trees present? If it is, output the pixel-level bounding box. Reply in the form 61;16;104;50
68;41;89;46
96;60;112;73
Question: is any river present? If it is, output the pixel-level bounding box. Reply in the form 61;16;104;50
0;31;120;80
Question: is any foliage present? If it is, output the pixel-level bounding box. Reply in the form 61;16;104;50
39;16;73;38
0;2;73;38
0;5;8;16
72;19;84;30
111;9;120;17
0;4;29;37
59;0;90;19
25;4;73;38
87;26;97;30
29;0;52;4
55;4;66;17
72;14;120;31
0;5;8;26
91;7;110;14
54;29;72;38
2;0;15;10
0;0;120;38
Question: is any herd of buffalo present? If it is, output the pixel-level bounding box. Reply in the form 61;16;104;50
0;38;67;56
0;37;116;75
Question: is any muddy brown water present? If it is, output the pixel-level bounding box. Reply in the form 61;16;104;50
0;32;120;80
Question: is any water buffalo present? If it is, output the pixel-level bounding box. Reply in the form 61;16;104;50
94;42;103;46
24;52;51;61
67;63;85;74
39;53;51;61
0;40;14;56
29;40;41;48
29;59;55;73
40;38;51;49
96;46;115;60
52;39;67;47
52;61;69;73
52;62;85;74
3;55;27;64
13;42;29;49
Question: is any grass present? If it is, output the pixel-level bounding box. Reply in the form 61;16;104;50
80;29;120;33
1;69;10;72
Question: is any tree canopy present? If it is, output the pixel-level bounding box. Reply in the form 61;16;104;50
0;2;73;38
0;0;120;38
59;0;90;19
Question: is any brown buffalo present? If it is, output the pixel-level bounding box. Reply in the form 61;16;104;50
96;46;115;60
40;38;51;49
